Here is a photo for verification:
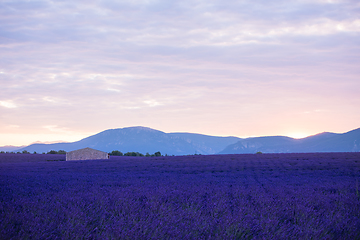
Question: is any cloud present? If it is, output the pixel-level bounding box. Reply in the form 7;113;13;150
143;99;163;107
43;125;73;134
1;0;358;47
6;124;20;129
0;0;359;144
0;100;17;108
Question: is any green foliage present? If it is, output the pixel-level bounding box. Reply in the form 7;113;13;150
47;150;58;154
108;151;164;157
46;150;66;154
22;150;30;154
109;150;123;156
0;151;4;154
256;151;263;154
124;152;144;157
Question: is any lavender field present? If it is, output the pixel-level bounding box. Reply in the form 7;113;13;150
1;152;360;239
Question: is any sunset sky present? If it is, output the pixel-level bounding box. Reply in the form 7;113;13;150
1;0;360;146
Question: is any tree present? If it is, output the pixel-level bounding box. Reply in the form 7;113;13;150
57;150;66;154
154;151;161;157
109;150;123;156
47;150;58;154
124;152;144;157
22;150;30;154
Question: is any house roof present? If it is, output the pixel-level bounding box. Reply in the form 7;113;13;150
67;147;107;154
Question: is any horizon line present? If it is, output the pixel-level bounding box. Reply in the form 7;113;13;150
1;126;358;148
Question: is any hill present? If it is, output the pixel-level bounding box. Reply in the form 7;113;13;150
17;126;360;155
219;128;360;154
0;145;25;152
19;127;240;155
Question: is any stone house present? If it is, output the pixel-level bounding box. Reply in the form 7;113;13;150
66;147;109;161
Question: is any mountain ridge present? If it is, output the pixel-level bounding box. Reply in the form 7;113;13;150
17;127;240;155
220;128;360;154
12;126;360;155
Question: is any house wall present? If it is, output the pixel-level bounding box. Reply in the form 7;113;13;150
66;148;109;161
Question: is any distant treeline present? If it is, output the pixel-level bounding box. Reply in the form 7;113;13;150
109;150;166;157
0;150;67;154
0;149;168;157
0;150;263;156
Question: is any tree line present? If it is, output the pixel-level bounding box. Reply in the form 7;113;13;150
0;149;166;157
109;150;164;157
0;150;67;154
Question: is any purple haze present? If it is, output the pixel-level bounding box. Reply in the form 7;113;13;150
1;152;360;238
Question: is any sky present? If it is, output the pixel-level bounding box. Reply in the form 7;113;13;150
1;0;360;146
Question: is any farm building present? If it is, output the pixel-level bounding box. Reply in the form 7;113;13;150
66;147;109;161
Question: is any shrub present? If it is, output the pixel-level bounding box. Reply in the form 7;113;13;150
109;150;123;156
47;150;58;154
124;152;144;157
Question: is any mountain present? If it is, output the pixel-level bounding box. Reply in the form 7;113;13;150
219;128;360;154
168;132;240;154
18;126;240;155
298;128;360;152
219;136;297;154
17;126;360;155
0;145;25;152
